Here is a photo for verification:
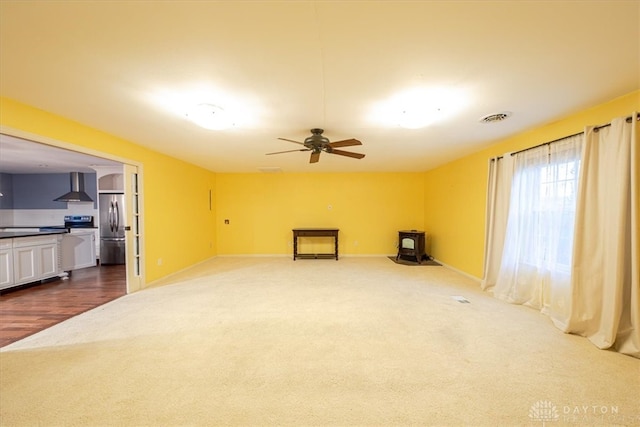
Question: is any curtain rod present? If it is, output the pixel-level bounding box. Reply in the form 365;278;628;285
492;113;639;161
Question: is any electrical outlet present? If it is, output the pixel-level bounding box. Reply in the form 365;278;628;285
157;258;163;266
354;240;358;246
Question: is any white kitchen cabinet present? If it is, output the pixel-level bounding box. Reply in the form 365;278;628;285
94;166;124;193
62;232;96;271
11;235;61;287
39;242;59;277
72;229;99;261
0;240;14;289
13;245;39;285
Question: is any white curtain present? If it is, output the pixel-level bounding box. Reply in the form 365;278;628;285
565;115;639;357
493;135;583;327
481;155;514;291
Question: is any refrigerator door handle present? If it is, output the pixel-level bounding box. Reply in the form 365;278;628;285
109;201;115;232
114;200;120;232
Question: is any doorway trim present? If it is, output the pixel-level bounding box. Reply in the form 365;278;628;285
0;125;146;292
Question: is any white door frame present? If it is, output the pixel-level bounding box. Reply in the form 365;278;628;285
123;163;144;293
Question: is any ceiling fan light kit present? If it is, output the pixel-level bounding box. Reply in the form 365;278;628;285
267;128;365;164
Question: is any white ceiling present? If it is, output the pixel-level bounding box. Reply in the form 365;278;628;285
0;133;122;174
0;1;638;173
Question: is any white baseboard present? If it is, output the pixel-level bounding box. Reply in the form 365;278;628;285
216;253;397;258
433;258;482;284
145;255;221;288
216;254;289;258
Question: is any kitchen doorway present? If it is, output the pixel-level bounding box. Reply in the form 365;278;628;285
0;128;146;294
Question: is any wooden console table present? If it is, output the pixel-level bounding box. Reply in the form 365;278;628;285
292;228;339;260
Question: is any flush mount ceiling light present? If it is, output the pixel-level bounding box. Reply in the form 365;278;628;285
150;84;261;129
479;111;512;123
394;88;451;129
185;103;233;130
370;86;469;129
398;107;443;129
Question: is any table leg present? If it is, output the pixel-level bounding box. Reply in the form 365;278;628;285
293;235;297;260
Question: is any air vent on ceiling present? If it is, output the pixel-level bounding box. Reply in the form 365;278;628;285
479;111;512;123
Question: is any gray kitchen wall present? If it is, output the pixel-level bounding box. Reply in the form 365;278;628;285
3;173;97;209
0;173;13;209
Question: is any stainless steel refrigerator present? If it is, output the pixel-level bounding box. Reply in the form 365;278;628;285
99;193;126;265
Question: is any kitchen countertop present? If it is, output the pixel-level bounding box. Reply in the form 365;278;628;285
1;226;62;230
0;230;70;239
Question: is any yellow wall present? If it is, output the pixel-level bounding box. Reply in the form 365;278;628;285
0;97;217;284
424;90;640;279
216;172;424;256
3;90;637;284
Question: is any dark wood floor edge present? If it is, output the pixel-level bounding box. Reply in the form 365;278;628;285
0;265;126;347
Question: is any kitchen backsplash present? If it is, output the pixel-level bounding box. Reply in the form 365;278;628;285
0;206;98;227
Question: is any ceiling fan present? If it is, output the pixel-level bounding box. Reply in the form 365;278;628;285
266;128;365;163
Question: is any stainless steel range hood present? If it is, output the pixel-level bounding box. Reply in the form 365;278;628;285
54;172;94;202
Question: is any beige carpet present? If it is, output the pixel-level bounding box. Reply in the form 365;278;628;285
1;257;638;426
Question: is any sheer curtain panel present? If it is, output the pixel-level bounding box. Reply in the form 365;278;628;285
566;115;639;357
494;135;583;328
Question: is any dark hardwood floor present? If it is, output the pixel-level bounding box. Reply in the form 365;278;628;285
0;264;126;347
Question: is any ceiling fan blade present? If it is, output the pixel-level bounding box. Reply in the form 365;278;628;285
329;149;365;159
328;138;362;148
310;151;321;163
277;137;306;146
266;149;310;155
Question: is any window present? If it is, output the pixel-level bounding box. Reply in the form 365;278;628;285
536;158;580;270
495;135;583;308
